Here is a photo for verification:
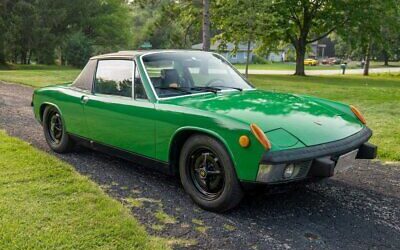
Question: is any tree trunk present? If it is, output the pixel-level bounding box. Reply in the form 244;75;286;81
20;51;27;64
294;39;306;76
27;50;32;64
0;40;5;64
383;50;389;66
13;50;18;64
363;41;372;76
245;40;251;78
202;0;211;51
60;49;65;66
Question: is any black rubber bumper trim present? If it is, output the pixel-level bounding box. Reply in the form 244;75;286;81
261;127;373;164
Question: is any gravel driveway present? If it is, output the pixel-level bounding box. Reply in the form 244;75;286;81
1;82;400;250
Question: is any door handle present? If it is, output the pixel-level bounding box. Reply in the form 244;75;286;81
81;95;89;104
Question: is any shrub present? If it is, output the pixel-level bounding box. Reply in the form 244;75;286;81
65;32;92;68
252;54;268;64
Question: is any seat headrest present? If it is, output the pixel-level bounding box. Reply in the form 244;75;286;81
161;69;179;87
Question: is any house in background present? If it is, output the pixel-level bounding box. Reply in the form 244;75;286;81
191;41;254;63
191;41;284;64
310;37;336;59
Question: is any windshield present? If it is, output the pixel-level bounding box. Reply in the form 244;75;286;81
141;52;254;98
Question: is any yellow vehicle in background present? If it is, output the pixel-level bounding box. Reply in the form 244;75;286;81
304;58;318;66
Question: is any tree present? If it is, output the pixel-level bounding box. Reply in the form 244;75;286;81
336;0;400;75
0;0;132;65
8;0;39;64
373;1;400;67
65;32;93;68
130;0;202;49
0;0;6;64
214;0;277;77
270;0;354;76
202;0;210;51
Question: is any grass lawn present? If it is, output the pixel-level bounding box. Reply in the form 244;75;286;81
0;130;169;249
234;61;400;71
0;64;80;87
249;74;400;162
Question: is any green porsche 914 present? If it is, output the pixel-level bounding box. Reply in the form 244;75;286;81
32;50;377;212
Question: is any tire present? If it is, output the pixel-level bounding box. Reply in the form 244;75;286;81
42;106;74;153
179;134;244;212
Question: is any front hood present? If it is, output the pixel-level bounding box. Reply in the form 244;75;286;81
163;90;363;146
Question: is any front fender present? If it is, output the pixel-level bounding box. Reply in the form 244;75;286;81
168;124;266;181
169;126;236;165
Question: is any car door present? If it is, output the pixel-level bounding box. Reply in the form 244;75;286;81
60;59;97;137
83;59;156;158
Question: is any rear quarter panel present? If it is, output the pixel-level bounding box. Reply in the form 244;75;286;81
33;86;87;136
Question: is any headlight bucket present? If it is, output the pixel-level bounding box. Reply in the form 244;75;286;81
257;161;311;183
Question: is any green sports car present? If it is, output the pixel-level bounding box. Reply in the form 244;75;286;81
32;50;377;212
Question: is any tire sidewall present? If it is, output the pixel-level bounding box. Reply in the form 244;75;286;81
43;106;73;153
179;134;243;212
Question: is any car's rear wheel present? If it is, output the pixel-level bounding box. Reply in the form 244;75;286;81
179;134;243;212
43;106;74;153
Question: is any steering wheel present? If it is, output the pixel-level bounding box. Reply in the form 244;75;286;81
205;78;226;87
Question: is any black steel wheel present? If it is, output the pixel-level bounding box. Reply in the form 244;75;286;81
188;148;225;200
47;110;63;145
179;134;243;212
43;106;74;153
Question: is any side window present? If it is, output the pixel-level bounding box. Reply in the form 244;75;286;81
95;60;133;97
134;65;148;100
71;60;97;91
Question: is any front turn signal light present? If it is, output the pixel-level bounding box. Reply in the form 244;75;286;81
350;105;366;124
239;135;250;148
250;123;272;151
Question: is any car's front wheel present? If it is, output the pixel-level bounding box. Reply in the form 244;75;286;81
43;106;74;153
179;134;243;212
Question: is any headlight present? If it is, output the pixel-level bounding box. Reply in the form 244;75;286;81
283;164;295;179
257;161;312;183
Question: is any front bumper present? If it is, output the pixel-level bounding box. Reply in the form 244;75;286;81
256;127;377;184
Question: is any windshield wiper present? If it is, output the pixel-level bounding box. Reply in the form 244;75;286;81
155;87;192;94
211;86;243;91
190;86;220;94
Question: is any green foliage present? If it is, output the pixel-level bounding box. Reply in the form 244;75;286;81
213;0;278;76
130;0;201;49
214;0;277;49
2;0;400;72
252;55;268;64
65;32;93;68
335;0;400;71
0;1;7;64
267;0;356;75
1;0;132;65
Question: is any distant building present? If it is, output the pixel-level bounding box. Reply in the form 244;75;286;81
310;37;336;59
191;41;284;64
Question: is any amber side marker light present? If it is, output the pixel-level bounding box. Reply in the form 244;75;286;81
239;135;250;148
350;105;366;124
250;124;272;151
